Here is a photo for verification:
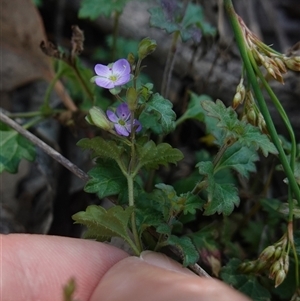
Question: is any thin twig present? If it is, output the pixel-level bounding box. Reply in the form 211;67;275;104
168;245;211;278
0;111;89;182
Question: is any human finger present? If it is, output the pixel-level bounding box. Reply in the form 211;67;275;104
1;234;128;301
90;251;252;301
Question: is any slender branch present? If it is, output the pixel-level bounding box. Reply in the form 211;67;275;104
7;109;65;119
168;245;211;278
0;111;89;182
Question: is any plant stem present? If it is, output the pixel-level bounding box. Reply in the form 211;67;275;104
44;69;64;108
249;59;297;221
224;0;300;288
223;0;300;205
7;109;65;119
71;61;95;104
0;111;89;182
127;174;142;253
161;31;180;98
288;221;299;287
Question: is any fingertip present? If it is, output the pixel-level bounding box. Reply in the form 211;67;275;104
90;255;252;301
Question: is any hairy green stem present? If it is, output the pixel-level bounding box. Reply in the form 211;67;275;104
127;174;142;253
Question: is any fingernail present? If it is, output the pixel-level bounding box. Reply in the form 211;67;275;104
140;251;195;275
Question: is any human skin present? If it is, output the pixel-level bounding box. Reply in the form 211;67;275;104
1;234;252;301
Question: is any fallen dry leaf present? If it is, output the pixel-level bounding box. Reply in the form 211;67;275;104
0;0;77;111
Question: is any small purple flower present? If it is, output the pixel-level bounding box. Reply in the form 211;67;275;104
106;103;142;137
93;59;131;89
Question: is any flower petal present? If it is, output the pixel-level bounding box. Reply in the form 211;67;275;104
112;59;130;76
125;119;142;133
134;119;142;132
114;124;129;136
106;110;119;123
94;64;111;77
95;77;114;89
116;103;131;120
114;73;131;86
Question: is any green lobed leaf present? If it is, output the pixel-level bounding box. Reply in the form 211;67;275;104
136;140;183;170
148;6;180;34
77;137;123;162
240;124;278;157
72;205;134;243
167;235;199;266
139;93;176;135
79;0;130;20
197;161;240;215
156;223;172;235
84;160;126;198
201;99;278;156
148;2;215;42
216;142;259;178
179;3;203;42
135;189;173;223
183;192;204;215
221;259;271;301
0;126;36;173
204;182;239;216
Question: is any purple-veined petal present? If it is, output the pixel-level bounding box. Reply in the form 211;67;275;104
125;119;142;133
116;103;131;120
114;124;129;136
124;119;142;134
124;122;132;133
114;73;131;86
94;64;111;77
112;59;130;76
95;77;115;89
106;110;119;123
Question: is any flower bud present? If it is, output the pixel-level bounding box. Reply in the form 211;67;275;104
255;259;268;272
232;91;242;109
239;261;256;273
247;108;257;125
274;57;287;73
237;79;246;102
269;260;281;279
275;269;286;288
126;87;138;111
274;246;282;260
127;52;135;66
283;56;300;71
283;254;289;274
85;106;113;130
259;245;276;261
138;37;157;60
